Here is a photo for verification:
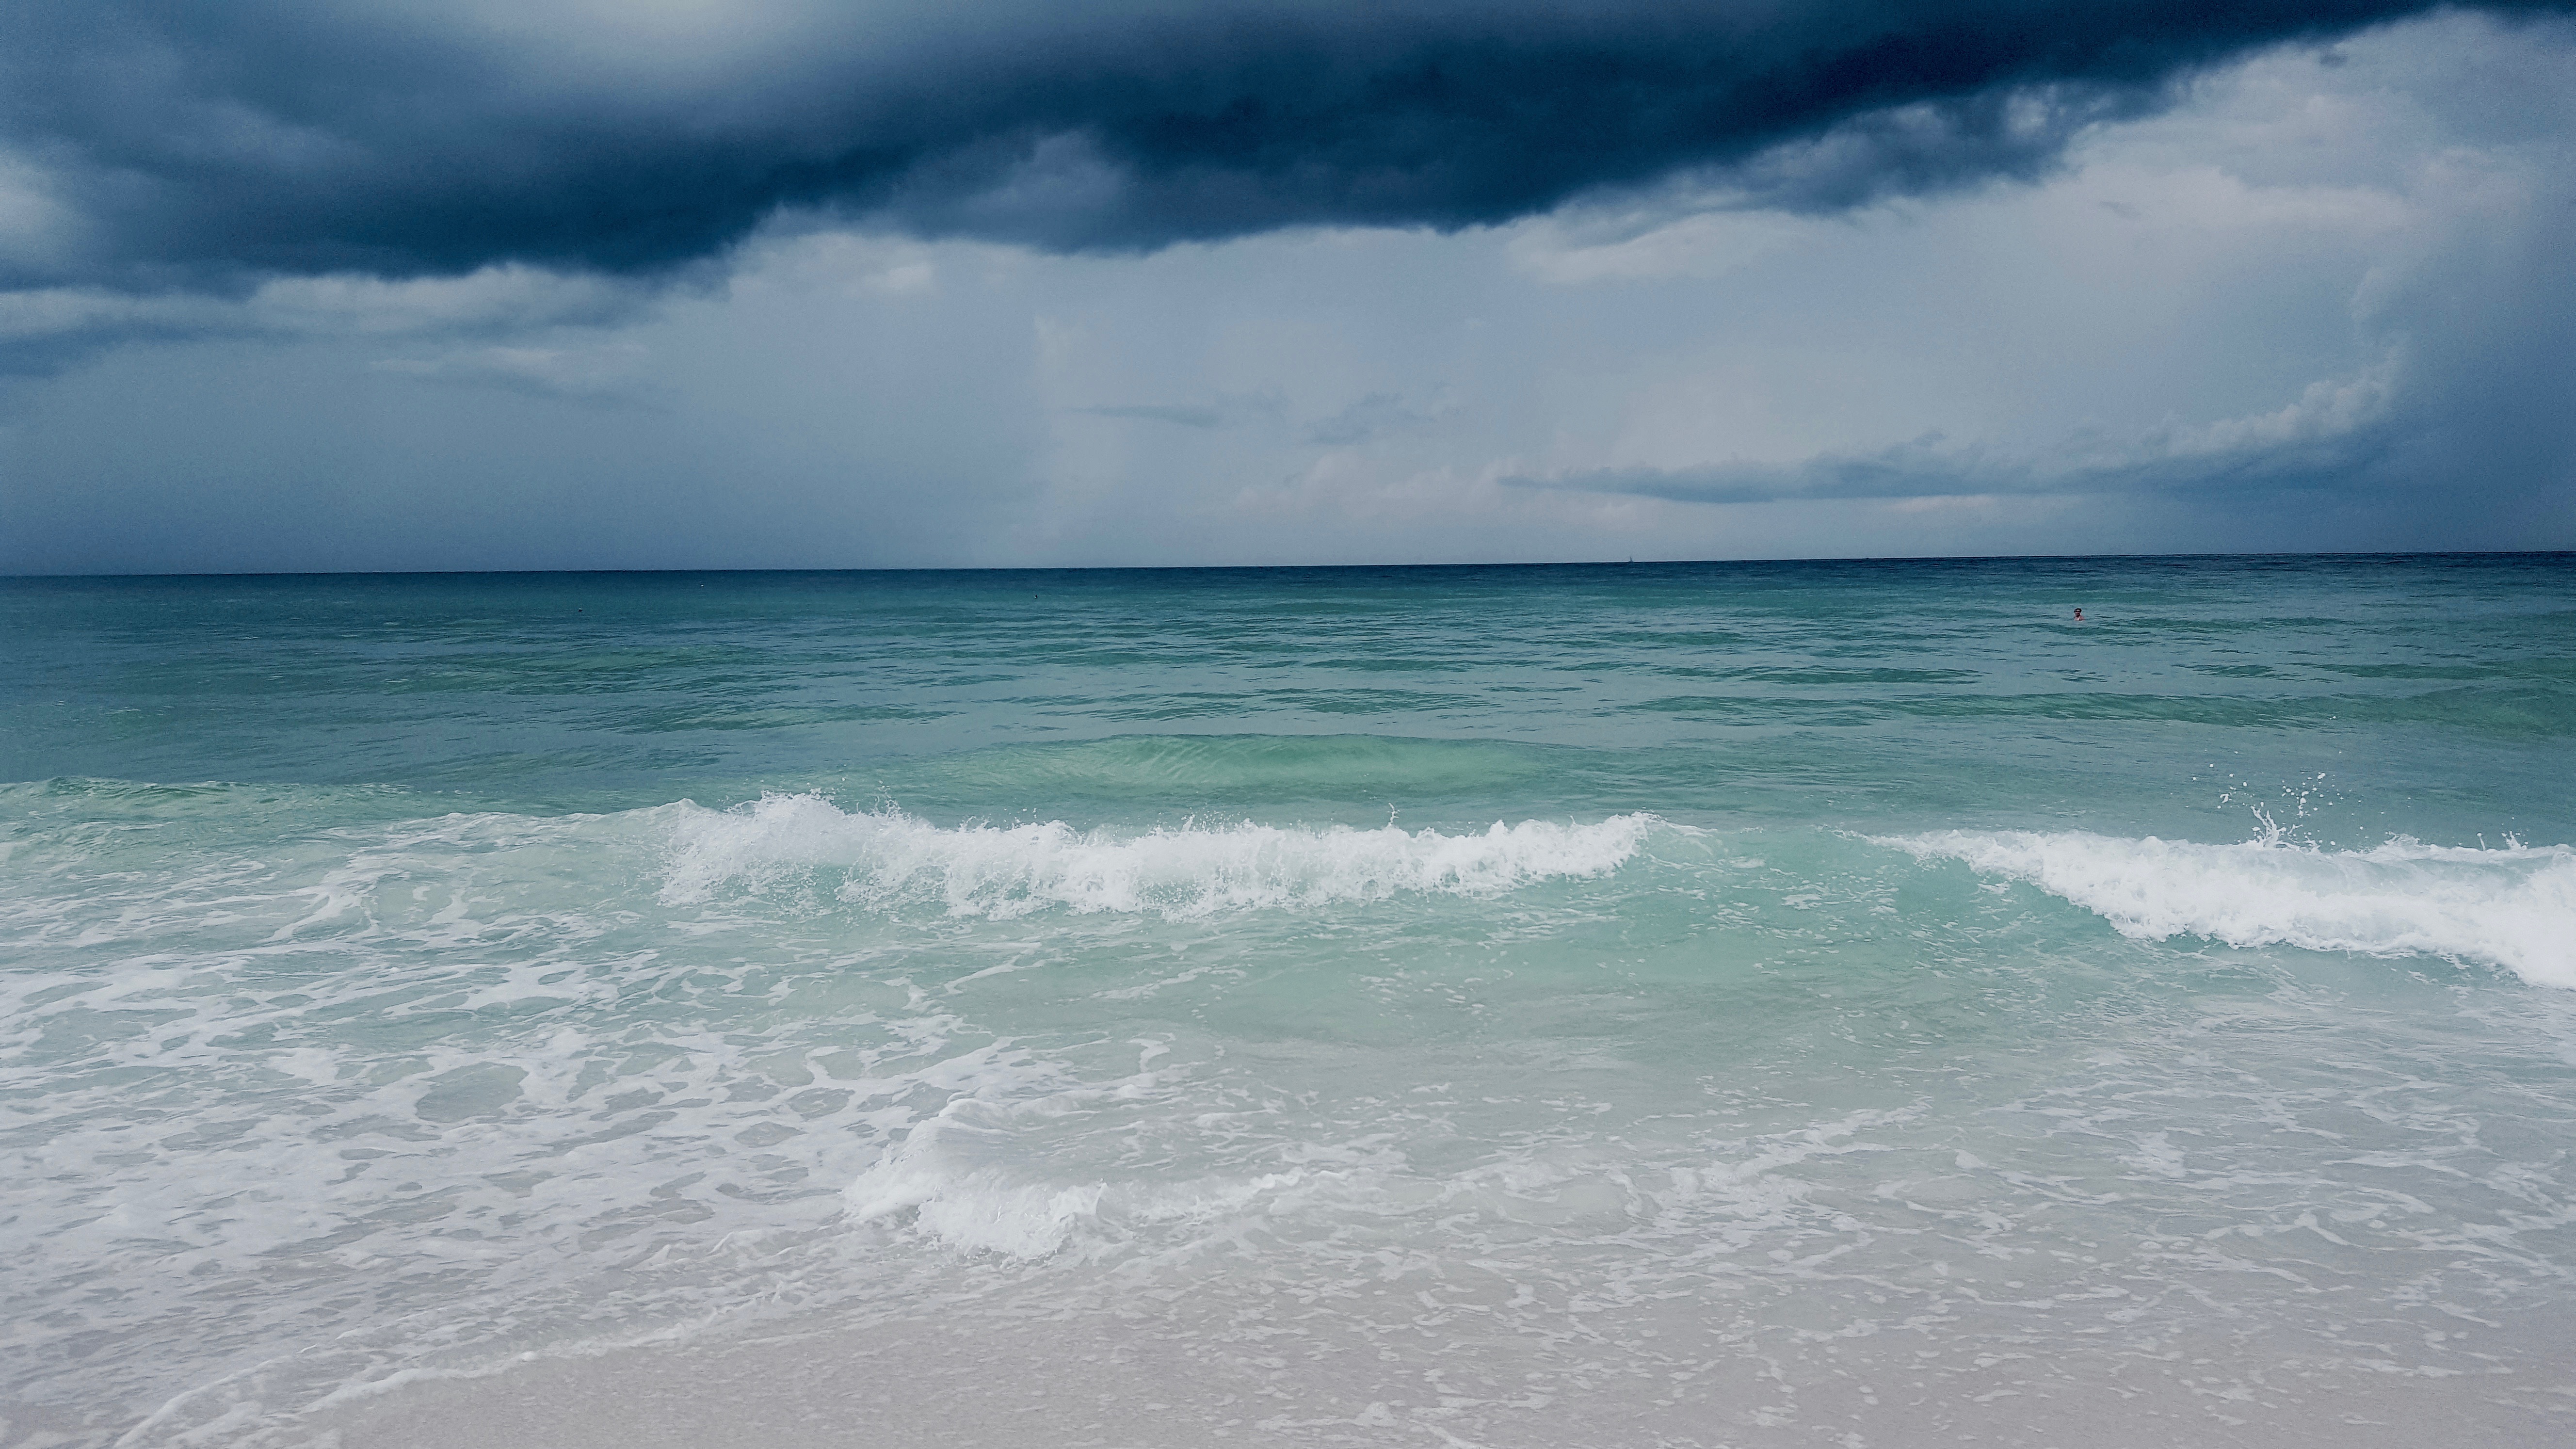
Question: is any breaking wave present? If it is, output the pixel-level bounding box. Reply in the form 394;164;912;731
660;793;1674;918
1888;829;2576;987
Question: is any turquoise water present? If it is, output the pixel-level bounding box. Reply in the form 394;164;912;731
3;556;2573;1447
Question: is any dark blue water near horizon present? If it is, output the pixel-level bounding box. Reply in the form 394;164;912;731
7;551;2570;831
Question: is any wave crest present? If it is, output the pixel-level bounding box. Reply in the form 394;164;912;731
1887;830;2576;987
661;794;1670;918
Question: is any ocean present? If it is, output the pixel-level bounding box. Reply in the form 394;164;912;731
3;554;2572;1448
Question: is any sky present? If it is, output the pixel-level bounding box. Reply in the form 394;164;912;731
2;1;2573;573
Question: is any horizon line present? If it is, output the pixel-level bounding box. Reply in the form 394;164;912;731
4;547;2572;584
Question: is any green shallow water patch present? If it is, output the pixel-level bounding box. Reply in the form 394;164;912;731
886;733;1575;810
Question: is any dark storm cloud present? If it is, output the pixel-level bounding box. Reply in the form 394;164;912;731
6;1;2569;292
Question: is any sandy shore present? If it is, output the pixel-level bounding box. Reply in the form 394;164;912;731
313;1300;2576;1449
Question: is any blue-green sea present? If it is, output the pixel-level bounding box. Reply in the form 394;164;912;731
4;555;2574;1448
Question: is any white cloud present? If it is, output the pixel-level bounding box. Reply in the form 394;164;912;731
247;267;647;334
0;264;654;371
370;340;663;406
1510;348;2405;506
2155;353;2400;461
1506;208;1834;284
0;149;83;274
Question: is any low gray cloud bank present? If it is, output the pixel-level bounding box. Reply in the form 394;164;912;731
1512;355;2408;505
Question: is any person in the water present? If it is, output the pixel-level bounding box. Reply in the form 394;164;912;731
2073;608;2085;621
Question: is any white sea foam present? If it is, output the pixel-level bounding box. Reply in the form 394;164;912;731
1888;830;2576;986
845;1144;1112;1259
843;1120;1353;1262
659;793;1672;918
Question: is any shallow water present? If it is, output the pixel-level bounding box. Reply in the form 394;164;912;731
3;556;2572;1447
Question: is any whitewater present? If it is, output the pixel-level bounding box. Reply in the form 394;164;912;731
3;555;2573;1449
